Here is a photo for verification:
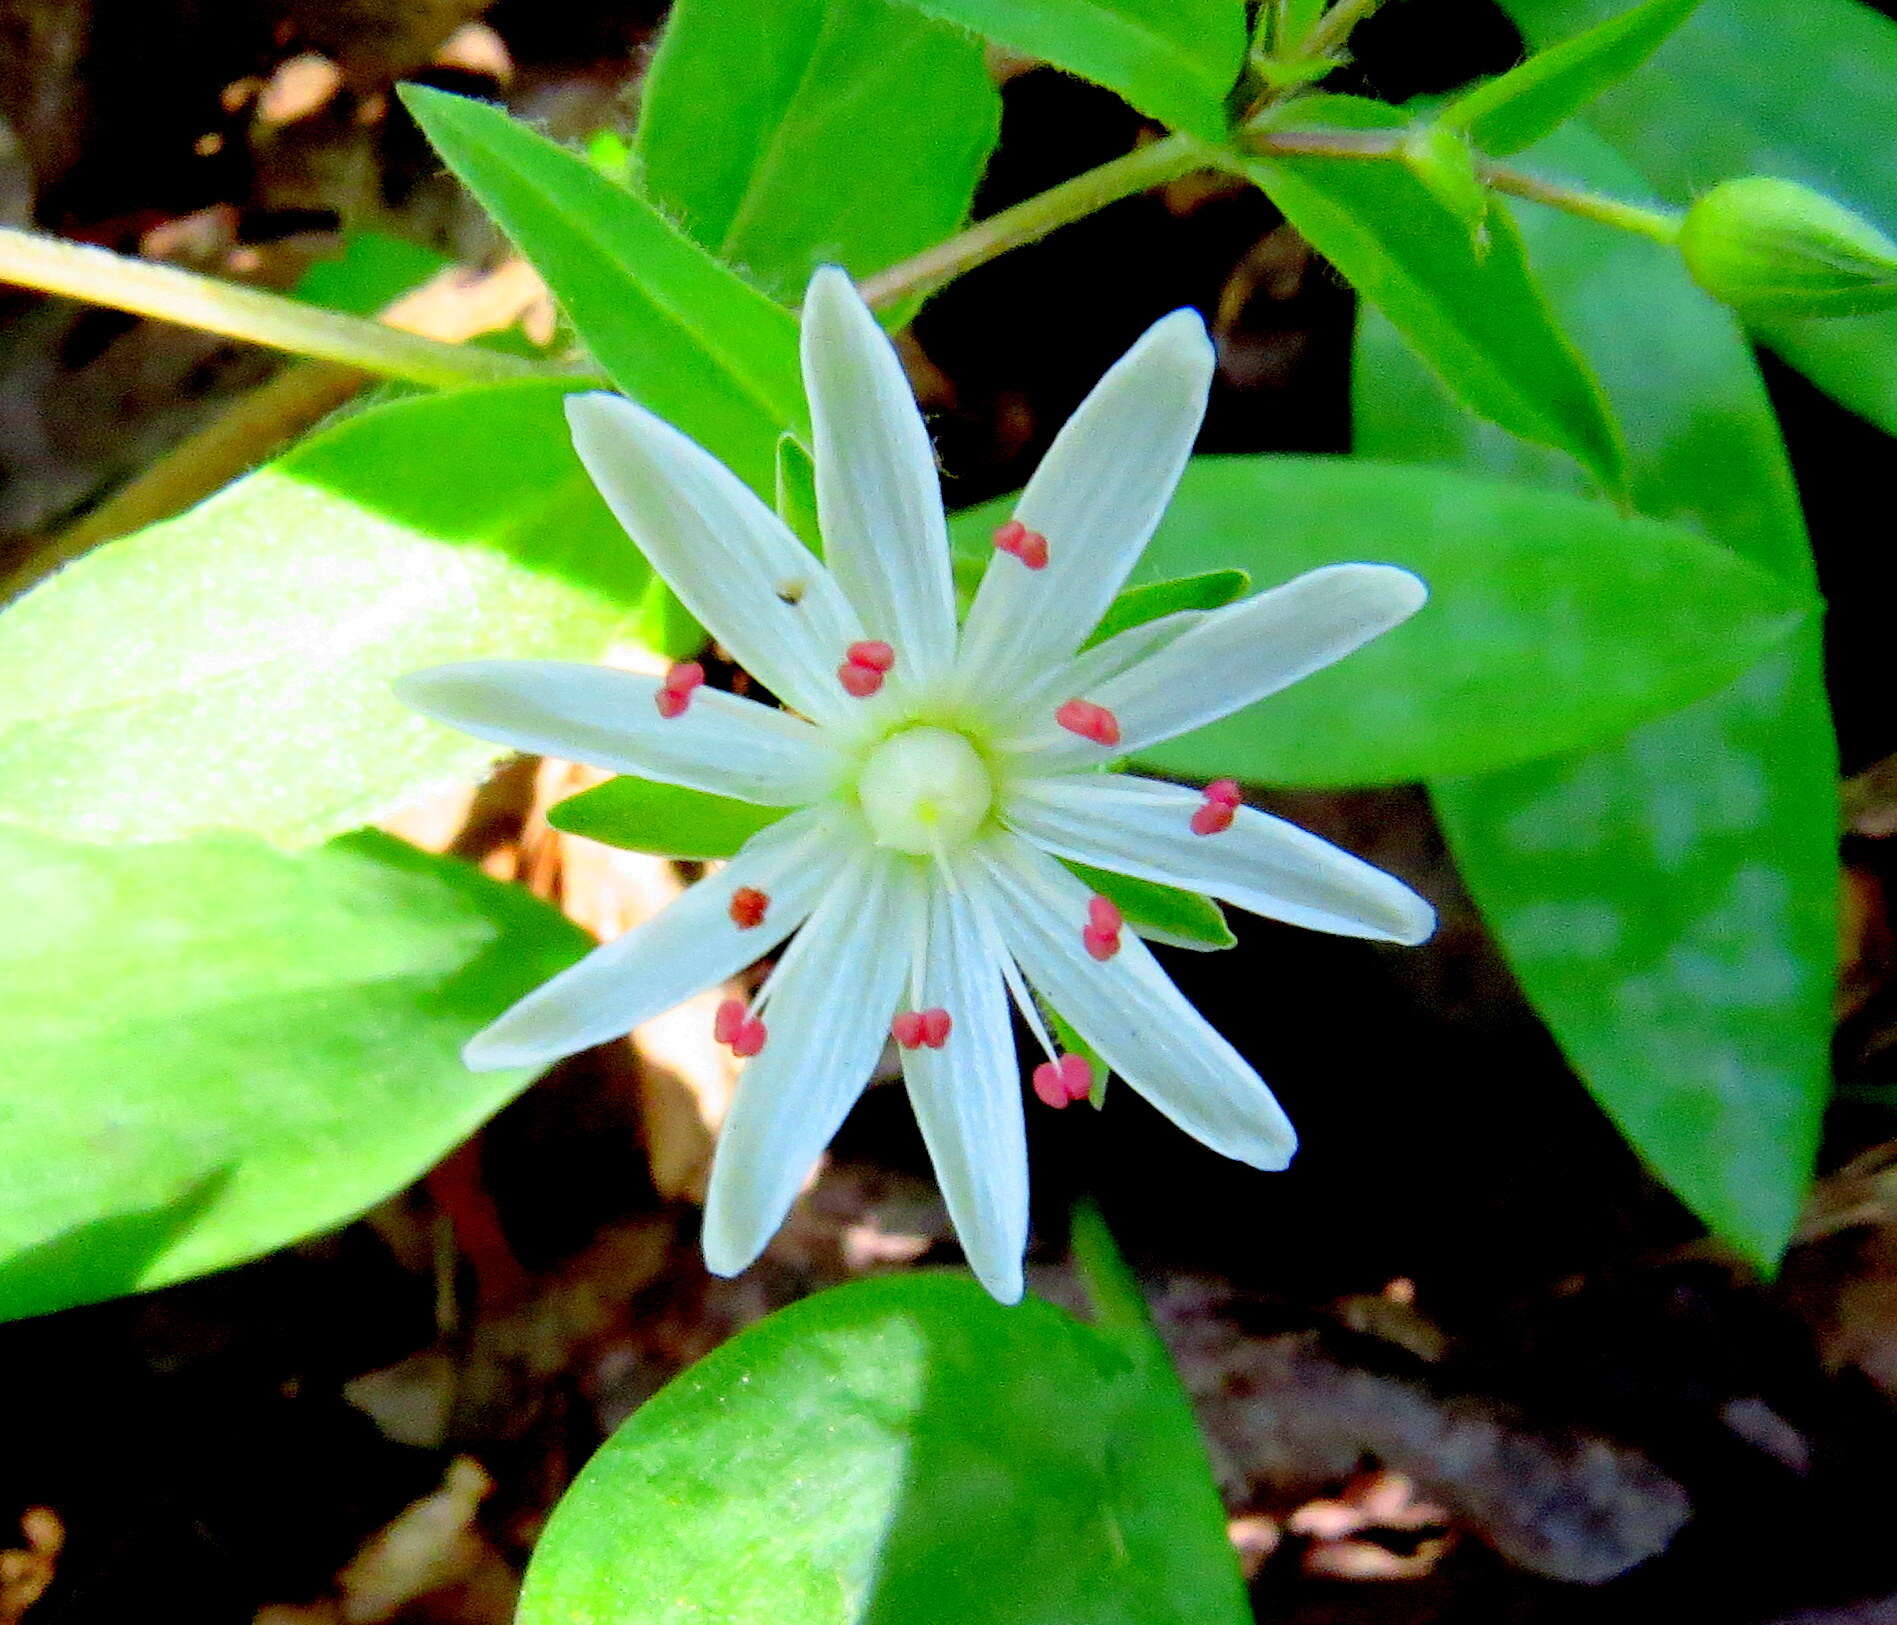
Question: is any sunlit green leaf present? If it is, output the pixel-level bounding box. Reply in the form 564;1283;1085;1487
518;1274;1249;1625
1242;96;1627;491
549;778;789;860
1083;567;1249;647
0;827;586;1322
1444;0;1701;156
1062;860;1235;951
637;0;1000;303
292;230;449;316
1355;123;1836;1266
401;84;805;496
889;0;1246;140
0;379;687;848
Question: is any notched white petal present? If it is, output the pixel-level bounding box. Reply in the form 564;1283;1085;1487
395;659;838;806
1008;773;1436;944
958;308;1215;689
971;835;1296;1171
802;266;957;682
462;808;852;1072
567;392;863;724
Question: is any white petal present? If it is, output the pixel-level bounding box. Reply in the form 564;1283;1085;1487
802;266;957;683
396;659;838;806
957;309;1214;689
702;851;924;1278
970;834;1296;1170
1020;563;1427;771
989;609;1203;738
567;392;863;724
1008;773;1435;944
901;874;1027;1303
463;809;852;1071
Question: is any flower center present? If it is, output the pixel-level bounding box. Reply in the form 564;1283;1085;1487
856;726;992;855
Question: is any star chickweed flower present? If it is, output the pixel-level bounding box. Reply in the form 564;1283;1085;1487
396;267;1434;1304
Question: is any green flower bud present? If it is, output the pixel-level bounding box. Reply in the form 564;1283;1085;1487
1680;177;1897;319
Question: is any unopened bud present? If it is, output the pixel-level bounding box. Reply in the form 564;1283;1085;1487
1680;177;1897;319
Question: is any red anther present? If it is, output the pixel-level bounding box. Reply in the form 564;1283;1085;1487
845;640;895;673
838;660;885;698
1191;800;1236;836
890;1010;927;1049
1056;1052;1094;1101
663;660;705;695
994;519;1049;570
732;1017;768;1058
1087;895;1123;936
1205;778;1242;807
1031;1060;1073;1110
729;886;769;930
995;519;1027;554
919;1007;952;1048
655;687;690;719
1082;924;1122;961
713;997;746;1046
1055;698;1120;747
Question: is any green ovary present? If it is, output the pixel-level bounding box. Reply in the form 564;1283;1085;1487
855;726;993;856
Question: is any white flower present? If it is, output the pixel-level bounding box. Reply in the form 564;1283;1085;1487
397;267;1433;1304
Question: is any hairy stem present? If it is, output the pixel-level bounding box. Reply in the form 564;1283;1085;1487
0;228;546;388
859;132;1209;311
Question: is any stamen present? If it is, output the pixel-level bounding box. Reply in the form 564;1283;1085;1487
655;688;689;719
919;1007;952;1048
1082;893;1124;961
993;518;1049;570
729;886;769;930
732;1016;768;1058
1205;778;1242;806
890;1010;927;1049
1032;1053;1095;1108
713;997;746;1047
838;659;885;698
1191;778;1243;835
1055;698;1121;747
655;659;704;719
845;640;895;673
891;1006;953;1049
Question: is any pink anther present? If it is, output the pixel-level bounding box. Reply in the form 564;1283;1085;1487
1032;1052;1094;1108
1087;895;1123;935
729;887;769;930
1055;698;1121;747
731;1016;768;1058
845;640;895;673
838;660;885;698
1083;925;1121;961
994;518;1050;570
1191;778;1242;835
1205;778;1242;807
663;660;705;695
918;1007;952;1048
890;1010;927;1049
655;688;689;719
713;997;746;1047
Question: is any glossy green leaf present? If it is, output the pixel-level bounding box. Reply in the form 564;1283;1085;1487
1443;0;1701;157
1082;567;1249;647
401;85;805;495
1499;0;1897;435
549;777;789;860
636;0;1000;302
890;0;1246;141
1355;123;1836;1266
0;379;685;848
1241;96;1627;492
0;827;586;1322
776;431;823;552
292;230;450;316
518;1274;1248;1625
951;458;1809;786
1062;859;1235;951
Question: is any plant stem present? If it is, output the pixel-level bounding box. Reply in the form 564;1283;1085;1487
0;227;544;388
1297;0;1389;63
859;132;1209;311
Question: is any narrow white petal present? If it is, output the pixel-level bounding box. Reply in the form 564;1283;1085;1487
802;266;957;682
989;609;1203;739
567;392;863;724
957;309;1215;688
463;809;852;1071
1009;774;1435;944
1021;563;1427;771
971;835;1296;1170
396;659;837;806
902;874;1027;1303
701;852;924;1277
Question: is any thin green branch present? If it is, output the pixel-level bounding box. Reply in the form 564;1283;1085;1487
0;228;546;389
1296;0;1390;63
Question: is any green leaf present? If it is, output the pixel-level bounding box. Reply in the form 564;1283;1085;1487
1442;0;1702;157
1062;860;1235;951
951;457;1809;786
0;827;586;1322
890;0;1247;141
292;230;450;315
0;378;688;848
1354;123;1836;1266
1241;96;1628;492
1082;567;1249;647
517;1274;1249;1625
1400;122;1491;248
1498;0;1897;435
549;778;790;860
400;84;806;496
776;431;823;552
636;0;1001;303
